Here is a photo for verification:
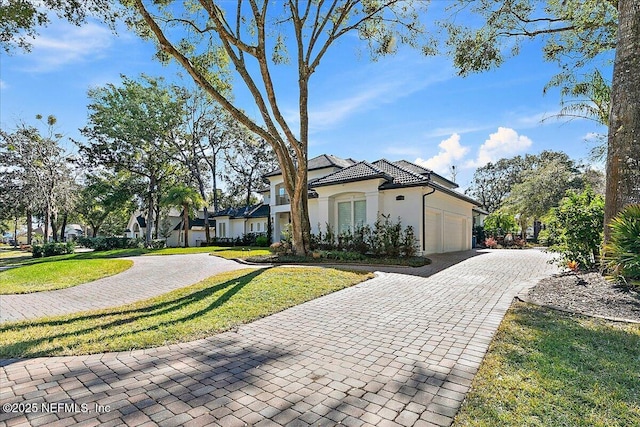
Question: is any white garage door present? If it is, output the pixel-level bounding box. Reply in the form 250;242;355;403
424;209;442;254
444;214;466;252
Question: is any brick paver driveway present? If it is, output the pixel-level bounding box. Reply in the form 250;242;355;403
0;249;558;426
0;253;257;323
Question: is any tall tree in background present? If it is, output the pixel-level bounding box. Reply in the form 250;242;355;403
78;75;185;246
225;136;278;207
124;0;428;255
0;115;73;243
605;0;640;240
76;171;138;237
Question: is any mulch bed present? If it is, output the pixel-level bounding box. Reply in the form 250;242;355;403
526;271;640;322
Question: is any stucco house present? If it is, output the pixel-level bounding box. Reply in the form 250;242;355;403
124;209;217;247
213;204;269;240
263;154;482;254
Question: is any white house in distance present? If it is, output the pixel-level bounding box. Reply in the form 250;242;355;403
263;154;483;254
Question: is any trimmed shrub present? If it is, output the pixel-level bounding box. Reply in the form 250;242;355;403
255;235;269;247
32;242;75;258
604;204;640;287
75;236;145;251
150;239;166;249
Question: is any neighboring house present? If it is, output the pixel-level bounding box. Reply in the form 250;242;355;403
124;214;148;239
125;209;216;247
64;224;87;241
213;204;269;240
263;154;482;254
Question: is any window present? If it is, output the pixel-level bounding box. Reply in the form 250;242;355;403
257;222;261;231
219;222;226;238
337;199;366;233
250;223;254;232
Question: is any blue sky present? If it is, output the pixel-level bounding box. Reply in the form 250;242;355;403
0;12;608;191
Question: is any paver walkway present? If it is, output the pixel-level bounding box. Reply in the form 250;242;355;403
0;249;558;427
0;254;257;323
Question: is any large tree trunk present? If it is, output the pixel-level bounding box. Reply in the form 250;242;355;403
26;210;33;245
60;212;68;242
183;203;189;248
605;0;640;242
145;177;155;246
288;164;311;256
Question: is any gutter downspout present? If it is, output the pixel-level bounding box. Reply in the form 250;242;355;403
422;186;436;252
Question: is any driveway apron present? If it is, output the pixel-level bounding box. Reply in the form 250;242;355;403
0;249;558;426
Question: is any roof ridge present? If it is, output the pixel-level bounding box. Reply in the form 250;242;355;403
395;159;432;174
374;158;429;182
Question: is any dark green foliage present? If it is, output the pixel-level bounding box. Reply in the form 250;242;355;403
604;204;640;287
546;188;605;270
32;242;75;258
76;236;145;251
255;236;269;247
311;215;418;258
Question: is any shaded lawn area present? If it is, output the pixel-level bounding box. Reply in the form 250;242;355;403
453;302;640;427
0;259;133;294
0;246;268;268
0;267;373;357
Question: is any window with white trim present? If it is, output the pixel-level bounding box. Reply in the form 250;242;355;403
337;199;366;233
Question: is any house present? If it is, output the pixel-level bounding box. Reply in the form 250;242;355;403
125;209;217;247
263;154;483;254
213;204;269;241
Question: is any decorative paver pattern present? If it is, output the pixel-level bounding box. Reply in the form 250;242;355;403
0;254;257;323
0;249;558;426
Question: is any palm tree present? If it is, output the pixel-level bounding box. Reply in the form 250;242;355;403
164;185;205;247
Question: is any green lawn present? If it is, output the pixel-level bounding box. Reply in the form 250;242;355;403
0;259;134;294
453;302;640;427
0;267;373;357
210;247;271;259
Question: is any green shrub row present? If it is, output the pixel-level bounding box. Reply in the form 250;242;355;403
75;236;145;251
32;242;75;258
311;215;418;258
270;215;418;258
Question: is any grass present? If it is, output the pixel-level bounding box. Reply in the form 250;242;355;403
0;259;134;294
0;267;373;357
453;302;640;427
210;247;271;259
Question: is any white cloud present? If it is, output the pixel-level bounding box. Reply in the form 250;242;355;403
22;22;113;71
414;133;469;173
0;80;6;90
466;127;533;168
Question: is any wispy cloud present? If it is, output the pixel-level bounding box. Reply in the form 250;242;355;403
302;56;453;132
20;22;113;72
415;133;470;174
0;80;7;90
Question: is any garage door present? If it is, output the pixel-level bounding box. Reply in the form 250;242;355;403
444;214;468;252
424;209;442;254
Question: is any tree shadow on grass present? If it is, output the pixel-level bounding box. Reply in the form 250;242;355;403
0;269;267;358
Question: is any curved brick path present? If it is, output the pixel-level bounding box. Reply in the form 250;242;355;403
0;254;258;323
0;249;558;426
